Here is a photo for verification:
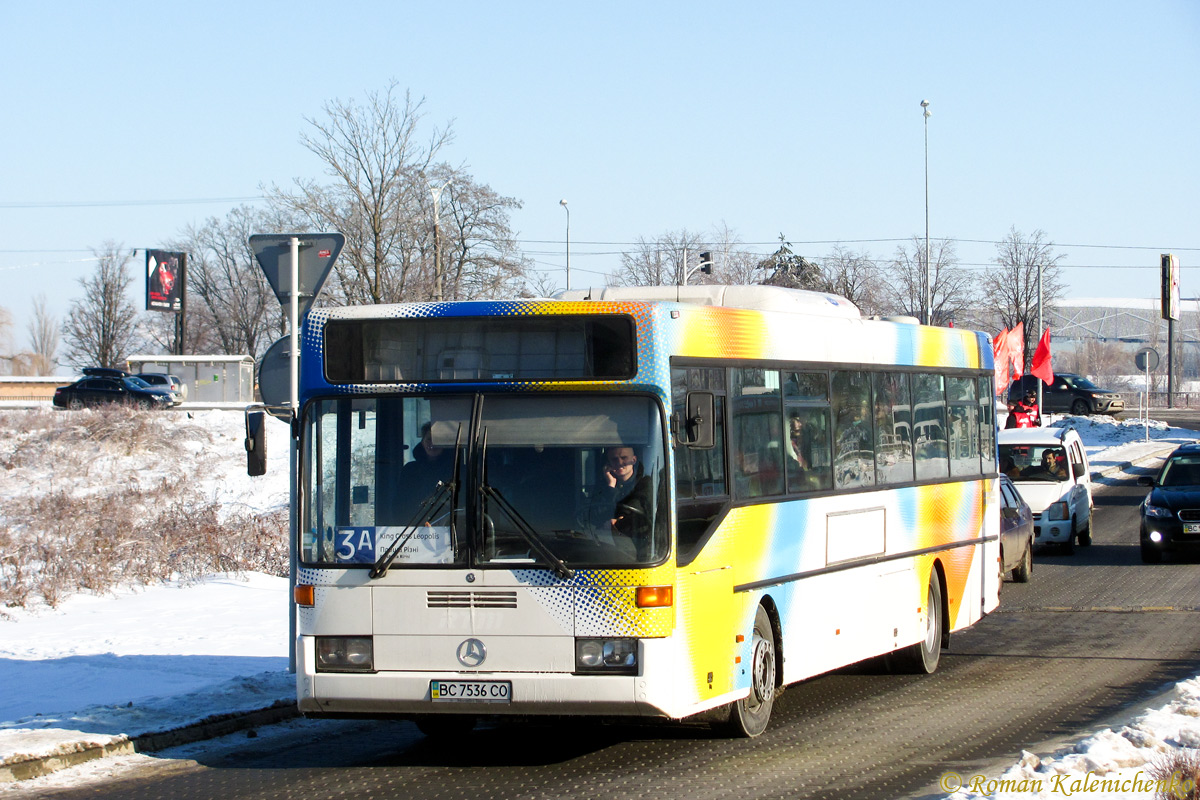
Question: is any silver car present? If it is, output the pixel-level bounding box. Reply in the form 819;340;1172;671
136;373;184;405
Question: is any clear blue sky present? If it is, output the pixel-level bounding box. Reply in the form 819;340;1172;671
1;1;1197;353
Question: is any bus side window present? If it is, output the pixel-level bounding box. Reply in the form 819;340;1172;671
832;370;875;489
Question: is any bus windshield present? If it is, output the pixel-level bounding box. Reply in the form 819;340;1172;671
302;394;669;569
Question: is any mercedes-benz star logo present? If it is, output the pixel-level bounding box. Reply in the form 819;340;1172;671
456;638;486;668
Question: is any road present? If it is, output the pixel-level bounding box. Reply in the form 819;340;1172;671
19;461;1200;800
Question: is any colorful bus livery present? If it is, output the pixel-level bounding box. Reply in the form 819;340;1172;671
285;284;1000;737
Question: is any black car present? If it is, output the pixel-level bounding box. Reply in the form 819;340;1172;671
53;375;174;410
1007;373;1124;416
1137;443;1200;562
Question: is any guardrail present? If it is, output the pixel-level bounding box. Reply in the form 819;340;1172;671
1146;392;1200;409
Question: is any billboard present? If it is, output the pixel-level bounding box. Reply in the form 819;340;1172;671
1161;253;1180;321
146;250;184;312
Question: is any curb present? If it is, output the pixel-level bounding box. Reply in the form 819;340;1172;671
0;701;299;783
1092;444;1178;480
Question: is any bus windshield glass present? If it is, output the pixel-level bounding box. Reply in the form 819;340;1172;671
302;394;668;569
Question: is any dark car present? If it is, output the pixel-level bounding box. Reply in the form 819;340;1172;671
53;375;174;410
1137;443;1200;563
999;475;1034;582
1007;373;1124;416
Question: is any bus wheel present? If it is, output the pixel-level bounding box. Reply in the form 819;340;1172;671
888;577;943;674
414;714;476;738
718;605;776;738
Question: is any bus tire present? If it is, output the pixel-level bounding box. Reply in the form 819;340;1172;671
414;714;476;738
717;605;776;738
888;576;943;674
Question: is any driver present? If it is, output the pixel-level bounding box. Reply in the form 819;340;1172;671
594;445;653;552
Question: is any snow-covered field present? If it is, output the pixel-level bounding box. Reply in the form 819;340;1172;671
1;409;1199;796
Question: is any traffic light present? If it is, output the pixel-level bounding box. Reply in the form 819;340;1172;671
699;252;713;274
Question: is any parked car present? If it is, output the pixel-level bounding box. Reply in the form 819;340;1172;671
1137;443;1200;563
137;372;185;405
53;375;174;410
999;475;1034;582
998;426;1094;552
1007;373;1124;416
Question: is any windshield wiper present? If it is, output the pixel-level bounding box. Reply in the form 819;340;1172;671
481;483;575;580
370;425;464;580
368;480;454;579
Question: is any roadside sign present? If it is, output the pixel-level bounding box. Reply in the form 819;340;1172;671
1135;347;1160;372
249;233;344;318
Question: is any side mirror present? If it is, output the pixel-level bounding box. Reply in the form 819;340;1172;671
245;408;267;476
1137;476;1155;487
682;391;715;448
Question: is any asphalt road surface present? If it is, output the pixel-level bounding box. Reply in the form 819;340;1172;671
19;461;1200;800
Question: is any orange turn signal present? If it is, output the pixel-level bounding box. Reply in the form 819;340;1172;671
636;585;674;608
294;584;315;606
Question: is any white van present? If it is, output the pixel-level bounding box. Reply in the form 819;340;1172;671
998;427;1093;553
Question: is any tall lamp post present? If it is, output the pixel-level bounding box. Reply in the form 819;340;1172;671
921;99;931;325
430;180;452;301
560;199;570;291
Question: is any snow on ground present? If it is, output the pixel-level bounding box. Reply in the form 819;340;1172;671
1;409;1200;794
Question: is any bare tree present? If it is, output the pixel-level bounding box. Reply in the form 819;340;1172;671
612;230;708;286
882;237;975;326
437;174;530;300
25;295;58;375
266;83;451;304
62;243;140;369
817;245;888;316
707;222;764;285
0;306;12;375
979;227;1065;363
163;205;283;359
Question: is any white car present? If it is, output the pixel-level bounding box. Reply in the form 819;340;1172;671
998;427;1093;553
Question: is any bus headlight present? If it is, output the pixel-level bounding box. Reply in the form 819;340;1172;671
315;636;374;672
575;638;638;674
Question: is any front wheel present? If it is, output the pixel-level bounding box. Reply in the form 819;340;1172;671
1141;541;1163;564
1071;399;1090;415
887;575;943;674
717;605;776;738
1077;518;1092;547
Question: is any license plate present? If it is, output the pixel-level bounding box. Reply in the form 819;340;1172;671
1184;523;1200;534
430;680;512;703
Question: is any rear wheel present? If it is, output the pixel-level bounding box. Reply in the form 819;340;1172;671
717;605;776;738
887;576;943;674
1012;541;1032;583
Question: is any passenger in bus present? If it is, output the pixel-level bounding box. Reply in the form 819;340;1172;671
593;445;653;556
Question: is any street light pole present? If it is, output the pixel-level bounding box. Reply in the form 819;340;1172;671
921;99;931;325
430;180;452;302
560;199;570;291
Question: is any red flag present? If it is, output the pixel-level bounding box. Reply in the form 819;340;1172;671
1006;323;1025;379
992;328;1012;394
1031;327;1054;385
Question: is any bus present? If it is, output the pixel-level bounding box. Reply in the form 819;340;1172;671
266;284;1000;737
